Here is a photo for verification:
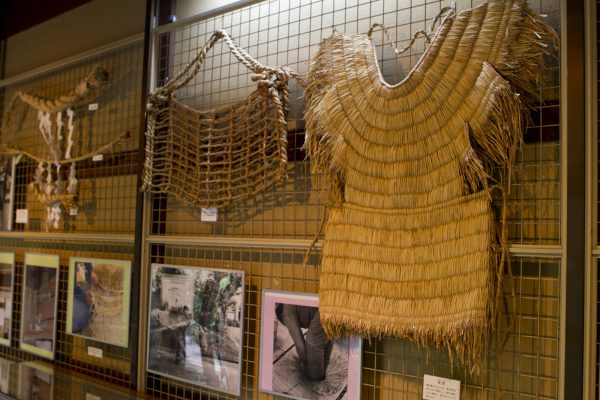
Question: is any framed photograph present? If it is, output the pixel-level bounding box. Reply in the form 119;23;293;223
18;362;53;400
20;253;59;359
66;257;131;347
147;264;245;396
0;252;15;346
259;290;362;400
0;157;15;231
0;357;14;394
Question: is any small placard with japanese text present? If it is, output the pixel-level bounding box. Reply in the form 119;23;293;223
423;374;460;400
201;207;218;222
87;346;103;358
15;209;28;224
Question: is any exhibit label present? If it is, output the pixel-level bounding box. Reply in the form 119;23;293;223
201;207;218;222
15;209;28;224
423;375;460;400
87;346;103;358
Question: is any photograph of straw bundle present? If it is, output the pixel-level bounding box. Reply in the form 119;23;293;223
66;257;131;348
259;291;362;400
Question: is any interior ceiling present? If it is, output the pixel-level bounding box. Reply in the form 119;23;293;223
1;0;92;39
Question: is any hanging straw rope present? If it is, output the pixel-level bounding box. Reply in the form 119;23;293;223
6;66;109;116
0;66;130;229
0;131;130;165
142;30;303;208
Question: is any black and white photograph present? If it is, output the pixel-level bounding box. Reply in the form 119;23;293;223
66;257;131;347
0;252;14;346
259;291;361;400
20;253;59;360
147;264;244;395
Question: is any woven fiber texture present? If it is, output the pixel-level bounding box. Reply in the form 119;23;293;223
6;66;109;114
304;0;556;370
142;30;298;208
0;67;118;230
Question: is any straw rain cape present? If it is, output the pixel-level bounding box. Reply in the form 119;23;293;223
304;0;556;369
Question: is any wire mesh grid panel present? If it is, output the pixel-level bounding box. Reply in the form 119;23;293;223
0;39;143;234
596;259;600;398
141;245;560;399
0;238;135;386
362;257;560;400
149;0;561;244
144;0;563;398
143;245;320;400
0;38;145;387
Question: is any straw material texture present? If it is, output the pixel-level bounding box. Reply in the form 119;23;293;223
304;0;556;370
142;30;297;208
7;66;109;114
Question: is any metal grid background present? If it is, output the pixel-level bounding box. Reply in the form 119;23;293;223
596;260;599;398
143;0;562;399
151;0;561;244
0;39;143;234
596;3;600;397
143;246;560;400
0;358;145;399
0;239;135;386
0;39;144;387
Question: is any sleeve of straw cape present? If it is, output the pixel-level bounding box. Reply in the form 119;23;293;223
303;0;557;371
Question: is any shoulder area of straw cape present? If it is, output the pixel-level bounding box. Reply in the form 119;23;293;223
303;0;558;372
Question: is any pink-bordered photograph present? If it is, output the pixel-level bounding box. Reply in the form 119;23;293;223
259;290;361;400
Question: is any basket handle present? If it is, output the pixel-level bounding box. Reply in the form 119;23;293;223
158;30;272;96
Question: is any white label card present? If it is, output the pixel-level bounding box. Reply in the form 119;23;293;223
86;394;102;400
15;209;28;224
88;103;99;111
87;346;103;358
69;208;78;216
201;207;218;222
423;374;460;400
92;154;104;162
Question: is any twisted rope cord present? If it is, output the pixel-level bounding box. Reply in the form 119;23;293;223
1;132;130;165
368;6;455;55
143;29;305;206
149;30;305;106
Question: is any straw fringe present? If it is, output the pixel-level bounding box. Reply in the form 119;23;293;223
320;293;489;373
491;2;558;106
468;63;523;171
304;0;557;372
304;36;346;206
